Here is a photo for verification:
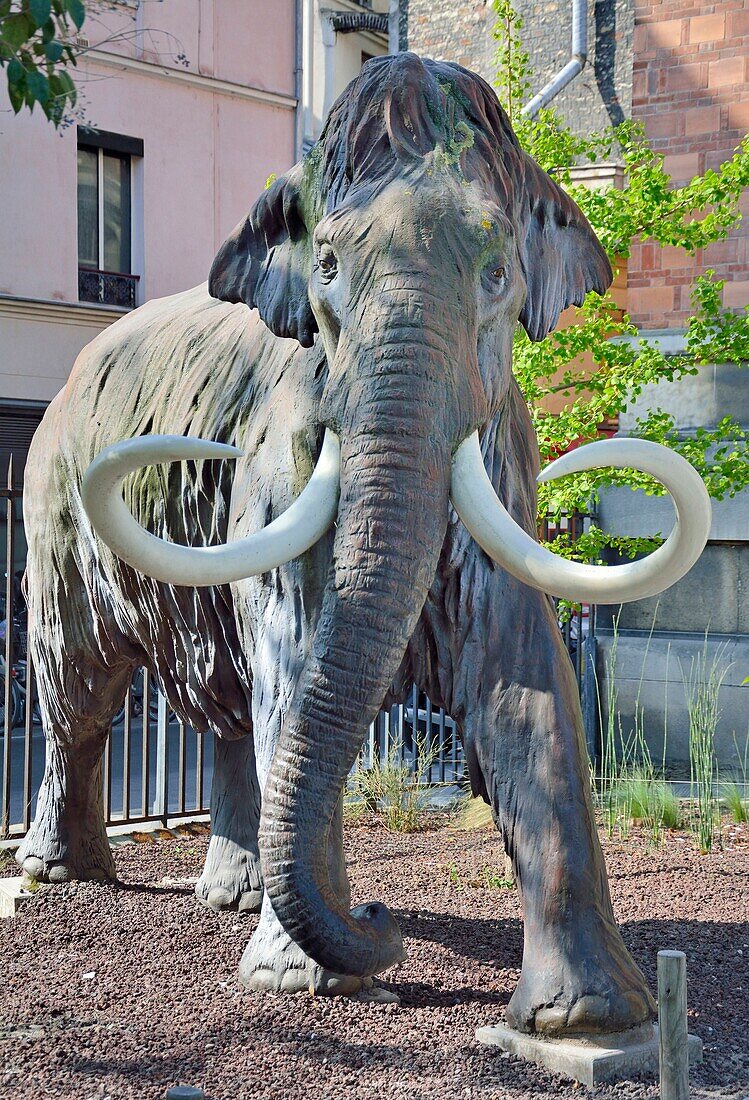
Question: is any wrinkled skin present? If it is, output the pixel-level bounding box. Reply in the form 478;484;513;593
19;54;655;1034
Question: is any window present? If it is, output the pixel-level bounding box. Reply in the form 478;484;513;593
77;128;143;309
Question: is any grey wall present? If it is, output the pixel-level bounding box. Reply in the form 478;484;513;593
597;630;749;773
596;358;749;772
399;1;496;78
514;0;634;132
402;0;635;136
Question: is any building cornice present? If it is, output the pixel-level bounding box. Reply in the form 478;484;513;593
84;49;298;111
0;294;126;329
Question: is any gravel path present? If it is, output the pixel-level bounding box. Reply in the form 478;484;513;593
1;817;747;1100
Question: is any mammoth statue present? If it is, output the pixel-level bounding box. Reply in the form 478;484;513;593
18;55;709;1034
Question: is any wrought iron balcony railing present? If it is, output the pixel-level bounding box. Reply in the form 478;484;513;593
78;267;140;310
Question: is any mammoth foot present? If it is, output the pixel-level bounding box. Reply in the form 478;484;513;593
196;832;263;913
239;897;400;1001
506;929;655;1036
17;817;115;884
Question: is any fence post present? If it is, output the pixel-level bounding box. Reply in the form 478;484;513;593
658;949;690;1100
582;632;598;762
153;679;169;824
2;457;15;837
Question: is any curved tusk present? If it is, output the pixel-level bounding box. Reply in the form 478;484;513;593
451;432;711;604
82;430;340;587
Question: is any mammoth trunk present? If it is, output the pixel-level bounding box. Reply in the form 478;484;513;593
259;397;454;978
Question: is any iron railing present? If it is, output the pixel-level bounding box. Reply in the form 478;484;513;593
1;456;594;839
78;268;139;309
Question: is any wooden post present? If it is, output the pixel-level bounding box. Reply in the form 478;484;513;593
658;949;690;1100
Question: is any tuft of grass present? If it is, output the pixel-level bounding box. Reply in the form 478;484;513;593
720;779;748;824
0;847;16;869
342;796;369;826
682;638;730;853
719;731;749;824
350;734;440;833
617;770;682;831
455;796;493;831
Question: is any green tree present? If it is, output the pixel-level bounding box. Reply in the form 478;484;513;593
1;0;84;124
493;0;749;560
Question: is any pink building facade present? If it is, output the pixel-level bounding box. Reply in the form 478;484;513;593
0;0;389;474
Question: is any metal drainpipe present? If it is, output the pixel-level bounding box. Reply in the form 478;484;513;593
389;0;400;53
294;0;304;159
522;0;587;119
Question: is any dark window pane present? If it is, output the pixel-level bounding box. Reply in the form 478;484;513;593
77;147;98;268
102;152;131;274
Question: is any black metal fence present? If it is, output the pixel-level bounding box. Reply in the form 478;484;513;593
1;459;594;840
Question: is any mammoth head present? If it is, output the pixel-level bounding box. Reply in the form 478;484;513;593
208;53;611;352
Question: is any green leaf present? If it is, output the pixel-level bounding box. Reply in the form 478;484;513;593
64;0;85;30
7;71;25;113
26;67;49;104
29;0;52;28
7;57;24;85
55;68;75;94
44;38;63;62
1;12;35;51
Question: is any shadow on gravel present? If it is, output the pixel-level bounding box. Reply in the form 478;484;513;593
395;980;510;1009
396;910;524;968
113;881;194;897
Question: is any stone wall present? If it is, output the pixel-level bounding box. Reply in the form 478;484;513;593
513;0;634;134
402;0;634;138
399;1;496;76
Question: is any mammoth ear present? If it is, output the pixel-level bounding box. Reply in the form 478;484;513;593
208;165;317;348
518;157;613;342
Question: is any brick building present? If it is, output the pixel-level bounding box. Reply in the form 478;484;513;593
629;1;749;326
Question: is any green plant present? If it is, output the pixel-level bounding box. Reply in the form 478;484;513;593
0;846;16;868
342;795;369;826
721;780;748;825
611;769;682;831
1;0;84;124
719;731;749;824
682;638;730;852
491;1;749;548
455;795;493;831
478;865;515;890
349;734;440;833
593;611;683;846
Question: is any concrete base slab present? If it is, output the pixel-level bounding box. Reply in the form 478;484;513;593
475;1022;703;1086
0;876;37;918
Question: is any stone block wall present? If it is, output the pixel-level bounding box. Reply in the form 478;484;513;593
402;0;634;145
399;1;496;77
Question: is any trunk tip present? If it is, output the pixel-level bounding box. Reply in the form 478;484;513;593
350;901;406;974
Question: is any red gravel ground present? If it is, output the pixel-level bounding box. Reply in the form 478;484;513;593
1;816;747;1100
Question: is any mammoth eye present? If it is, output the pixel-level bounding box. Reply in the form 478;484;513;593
317;246;338;282
490;265;506;281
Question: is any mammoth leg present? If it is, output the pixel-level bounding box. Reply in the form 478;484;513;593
421;557;655;1036
196;732;263;913
17;656;135;883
